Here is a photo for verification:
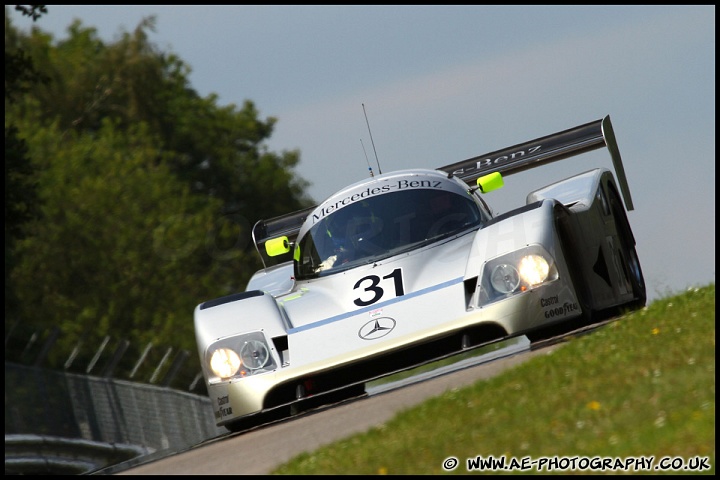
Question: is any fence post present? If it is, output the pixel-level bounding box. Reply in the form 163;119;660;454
149;347;172;384
86;336;110;374
102;339;130;377
161;350;189;387
34;326;61;367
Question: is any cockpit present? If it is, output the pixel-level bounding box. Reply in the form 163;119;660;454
294;186;487;279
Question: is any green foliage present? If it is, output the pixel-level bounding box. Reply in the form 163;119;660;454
3;126;36;236
6;13;313;219
5;6;48;102
5;5;48;319
4;8;313;372
274;285;716;475
11;120;237;354
13;5;47;21
4;125;38;317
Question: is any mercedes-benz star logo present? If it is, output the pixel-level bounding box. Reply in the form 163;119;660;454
358;317;396;340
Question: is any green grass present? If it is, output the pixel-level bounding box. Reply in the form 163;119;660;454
273;284;715;475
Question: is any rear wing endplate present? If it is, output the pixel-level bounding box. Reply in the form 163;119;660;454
437;115;634;211
252;205;316;268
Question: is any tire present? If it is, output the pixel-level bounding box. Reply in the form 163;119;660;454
224;406;292;433
608;188;647;311
290;382;367;416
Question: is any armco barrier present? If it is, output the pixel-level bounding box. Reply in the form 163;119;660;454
5;362;225;474
5;434;151;475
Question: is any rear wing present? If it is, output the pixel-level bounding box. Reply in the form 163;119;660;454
437;115;634;211
252;115;634;269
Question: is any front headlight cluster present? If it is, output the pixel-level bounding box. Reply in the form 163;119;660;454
206;331;276;381
477;245;558;306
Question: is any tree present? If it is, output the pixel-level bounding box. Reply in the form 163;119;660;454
5;5;47;321
8;15;313;220
5;10;314;372
10;118;249;356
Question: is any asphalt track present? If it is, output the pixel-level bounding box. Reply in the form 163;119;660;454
115;337;564;475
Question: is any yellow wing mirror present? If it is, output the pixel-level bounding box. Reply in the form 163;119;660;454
265;236;291;257
477;171;503;193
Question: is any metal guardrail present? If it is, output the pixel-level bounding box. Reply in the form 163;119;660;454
5;434;151;475
4;362;225;475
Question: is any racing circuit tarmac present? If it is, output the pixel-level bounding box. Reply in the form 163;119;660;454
111;335;569;475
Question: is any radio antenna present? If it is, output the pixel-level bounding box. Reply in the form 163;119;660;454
360;139;374;177
362;103;382;174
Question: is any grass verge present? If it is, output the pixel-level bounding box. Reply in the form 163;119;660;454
273;284;715;475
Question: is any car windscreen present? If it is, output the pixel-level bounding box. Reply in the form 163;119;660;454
295;188;484;279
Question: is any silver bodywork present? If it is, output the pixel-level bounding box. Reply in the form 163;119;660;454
194;116;645;429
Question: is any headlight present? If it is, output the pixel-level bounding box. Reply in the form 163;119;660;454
239;339;270;370
206;331;276;381
490;264;520;293
518;254;550;286
478;245;558;306
210;348;242;378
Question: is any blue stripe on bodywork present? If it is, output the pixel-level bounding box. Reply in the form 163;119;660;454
287;276;464;334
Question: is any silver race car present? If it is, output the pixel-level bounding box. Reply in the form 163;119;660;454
194;115;646;431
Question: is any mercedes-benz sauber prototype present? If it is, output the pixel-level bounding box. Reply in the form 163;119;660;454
194;115;646;431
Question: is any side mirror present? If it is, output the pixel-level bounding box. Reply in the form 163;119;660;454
477;172;503;193
265;236;291;257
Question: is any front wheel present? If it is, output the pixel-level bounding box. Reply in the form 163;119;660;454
290;382;367;416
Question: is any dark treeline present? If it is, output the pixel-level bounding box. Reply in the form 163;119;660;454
4;6;314;377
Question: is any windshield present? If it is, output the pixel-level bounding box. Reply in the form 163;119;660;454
295;188;484;279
